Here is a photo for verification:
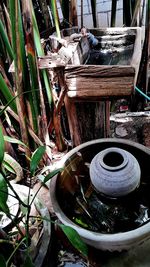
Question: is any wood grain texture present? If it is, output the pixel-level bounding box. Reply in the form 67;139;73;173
65;65;135;78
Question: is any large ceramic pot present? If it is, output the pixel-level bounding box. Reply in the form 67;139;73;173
90;147;141;197
50;138;150;251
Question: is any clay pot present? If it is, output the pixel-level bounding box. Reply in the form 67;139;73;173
90;147;141;197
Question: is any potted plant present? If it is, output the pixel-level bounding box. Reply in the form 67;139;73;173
0;126;88;267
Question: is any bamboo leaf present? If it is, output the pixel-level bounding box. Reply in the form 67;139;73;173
2;161;16;174
32;5;53;108
4;136;27;147
9;0;17;64
0;173;9;214
0;74;17;113
30;146;46;176
38;168;63;183
22;1;39;134
0;127;5;166
60;224;88;258
51;0;61;38
0;19;14;61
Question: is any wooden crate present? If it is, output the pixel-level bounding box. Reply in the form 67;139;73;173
36;27;142;146
64;27;141;101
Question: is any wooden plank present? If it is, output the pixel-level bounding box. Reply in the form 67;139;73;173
67;88;132;99
66;76;134;90
65;65;135;78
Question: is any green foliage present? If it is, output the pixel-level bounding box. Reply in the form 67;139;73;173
0;19;14;61
60;224;88;258
0;74;17;113
51;0;61;38
38;168;64;183
30;145;46;176
0;127;5;166
0;173;9;214
4;136;27;147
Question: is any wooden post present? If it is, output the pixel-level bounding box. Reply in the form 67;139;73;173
64;96;81;146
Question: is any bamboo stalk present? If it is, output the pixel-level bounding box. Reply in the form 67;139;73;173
69;0;78;26
10;0;30;158
81;0;83;28
123;0;132;26
3;4;12;45
31;2;53;109
51;0;61;38
131;0;141;26
36;56;52;160
110;0;117;27
90;0;97;27
22;0;40;135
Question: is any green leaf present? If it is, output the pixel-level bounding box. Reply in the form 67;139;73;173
38;168;63;184
20;205;28;217
0;254;6;267
0;19;14;61
0;74;17;113
2;161;16;174
32;6;53;108
0;127;5;166
23;254;35;267
51;0;61;38
4;136;27;147
60;225;88;258
30;146;46;176
0;173;9;214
